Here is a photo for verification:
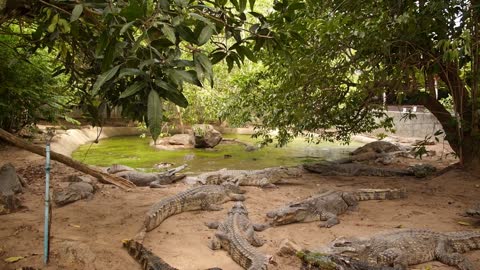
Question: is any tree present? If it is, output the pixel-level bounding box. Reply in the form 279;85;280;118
0;0;273;142
229;0;480;167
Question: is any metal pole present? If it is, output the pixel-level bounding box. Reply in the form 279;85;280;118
43;129;54;265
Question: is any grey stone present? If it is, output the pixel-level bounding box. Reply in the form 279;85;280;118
0;163;23;195
54;182;94;206
0;163;24;215
167;134;194;146
192;124;222;148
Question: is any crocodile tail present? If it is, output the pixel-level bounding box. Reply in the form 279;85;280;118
445;231;480;253
123;239;178;270
353;188;407;201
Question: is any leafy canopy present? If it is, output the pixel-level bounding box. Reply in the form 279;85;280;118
0;0;274;141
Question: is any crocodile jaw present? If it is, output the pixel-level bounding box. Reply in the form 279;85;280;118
266;206;309;225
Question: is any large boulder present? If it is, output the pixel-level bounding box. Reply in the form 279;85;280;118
167;134;194;146
53;182;94;206
0;163;24;215
192;124;222;148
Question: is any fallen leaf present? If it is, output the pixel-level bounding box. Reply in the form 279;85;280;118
457;221;471;226
121;239;131;244
68;224;81;228
395;224;403;228
4;256;24;263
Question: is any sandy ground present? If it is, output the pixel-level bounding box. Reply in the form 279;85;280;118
0;143;480;270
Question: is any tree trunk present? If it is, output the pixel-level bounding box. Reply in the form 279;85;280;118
0;128;136;190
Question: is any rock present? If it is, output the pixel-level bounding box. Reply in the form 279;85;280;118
65;175;97;184
0;194;23;215
0;163;24;215
192;124;222;148
276;239;302;257
167;134;194;146
56;240;96;269
53;182;94;206
0;163;23;194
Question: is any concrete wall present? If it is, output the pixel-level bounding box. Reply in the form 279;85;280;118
372;111;444;139
50;126;142;157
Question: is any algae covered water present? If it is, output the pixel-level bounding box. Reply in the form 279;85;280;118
72;134;361;174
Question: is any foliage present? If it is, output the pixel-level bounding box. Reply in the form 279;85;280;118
0;33;72;133
0;0;273;140
229;0;480;164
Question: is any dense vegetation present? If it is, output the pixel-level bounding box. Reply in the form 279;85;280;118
1;0;480;166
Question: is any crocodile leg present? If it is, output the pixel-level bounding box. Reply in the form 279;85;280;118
376;248;408;270
341;192;359;211
319;211;340;228
252;224;269;232
435;241;475;270
203;203;223;211
206;221;220;229
244;226;266;247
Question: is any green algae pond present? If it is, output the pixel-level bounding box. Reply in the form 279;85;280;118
72;134;362;174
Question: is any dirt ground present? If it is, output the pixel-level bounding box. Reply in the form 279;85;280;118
0;143;479;270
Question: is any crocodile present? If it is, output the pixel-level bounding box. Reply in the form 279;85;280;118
266;188;406;228
135;184;246;241
123;239;178;270
304;162;436;178
321;229;480;270
208;202;271;270
113;164;188;187
187;166;302;188
298;250;395;270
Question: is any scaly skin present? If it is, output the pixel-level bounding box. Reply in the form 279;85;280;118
189;166;302;187
266;188;406;228
209;202;270;270
324;229;480;270
123;240;178;270
304;162;436;178
141;184;245;235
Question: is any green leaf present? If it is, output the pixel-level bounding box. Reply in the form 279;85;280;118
236;46;256;62
197;26;213;45
147;89;163;143
161;24;176;44
249;0;255;10
120;21;136;35
92;64;121;95
168;69;202;87
70;4;83;22
230;0;239;10
194;52;213;83
165;91;188;108
210;51;227;64
118;68;144;79
159;0;170;10
155;81;188;107
176;25;196;43
120;81;147;98
120;0;146;21
239;0;247;12
47;14;59;33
